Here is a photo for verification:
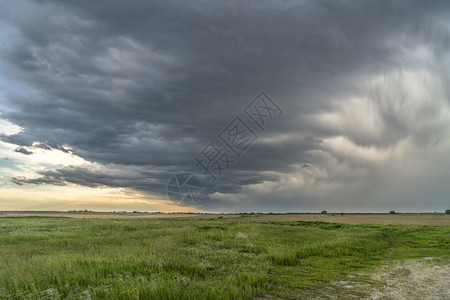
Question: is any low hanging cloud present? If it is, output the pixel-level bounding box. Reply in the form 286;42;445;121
1;0;450;211
14;147;32;155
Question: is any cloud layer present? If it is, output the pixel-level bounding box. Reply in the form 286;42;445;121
1;0;450;212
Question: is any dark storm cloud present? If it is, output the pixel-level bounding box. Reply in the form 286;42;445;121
11;176;64;186
14;147;32;155
1;0;450;211
11;164;172;196
239;177;264;186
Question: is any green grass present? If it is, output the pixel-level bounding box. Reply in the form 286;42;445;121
0;217;448;299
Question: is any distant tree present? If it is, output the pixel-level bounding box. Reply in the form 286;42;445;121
445;209;450;215
389;210;396;215
321;210;327;214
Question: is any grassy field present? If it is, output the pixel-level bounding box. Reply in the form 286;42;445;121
2;211;450;226
0;216;448;299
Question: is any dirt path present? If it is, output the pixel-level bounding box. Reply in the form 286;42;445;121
336;257;450;299
368;257;450;300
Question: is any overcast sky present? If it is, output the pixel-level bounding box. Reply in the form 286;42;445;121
0;0;450;212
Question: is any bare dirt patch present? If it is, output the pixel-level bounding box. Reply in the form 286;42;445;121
336;257;450;300
368;257;450;299
241;214;450;226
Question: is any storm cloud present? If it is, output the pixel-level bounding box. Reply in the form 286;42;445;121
1;0;450;212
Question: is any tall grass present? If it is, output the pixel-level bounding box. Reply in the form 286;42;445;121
0;217;448;299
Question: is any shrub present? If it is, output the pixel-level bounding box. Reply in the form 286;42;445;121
389;211;396;215
445;209;450;215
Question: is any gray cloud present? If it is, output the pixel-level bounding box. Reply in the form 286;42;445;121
1;0;450;211
14;147;32;155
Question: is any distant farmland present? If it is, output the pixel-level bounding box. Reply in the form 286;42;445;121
0;214;448;299
1;211;450;226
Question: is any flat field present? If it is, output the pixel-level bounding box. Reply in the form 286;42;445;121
0;214;448;299
1;211;450;226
